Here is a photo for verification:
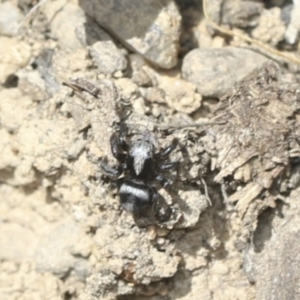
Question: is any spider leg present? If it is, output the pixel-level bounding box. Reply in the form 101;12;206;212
155;174;173;188
157;161;179;171
155;139;178;160
155;161;179;187
118;123;129;151
110;124;129;161
100;160;122;179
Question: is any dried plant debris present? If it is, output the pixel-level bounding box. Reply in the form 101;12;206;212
205;62;300;226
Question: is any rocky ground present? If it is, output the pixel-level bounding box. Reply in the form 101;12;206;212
1;0;300;299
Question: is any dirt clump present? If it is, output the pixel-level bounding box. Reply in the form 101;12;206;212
1;0;300;299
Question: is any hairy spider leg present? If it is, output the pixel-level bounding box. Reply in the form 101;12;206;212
157;161;179;171
154;161;179;186
155;173;174;188
110;129;128;162
100;124;130;179
100;160;122;178
118;123;129;151
155;138;178;160
154;139;179;187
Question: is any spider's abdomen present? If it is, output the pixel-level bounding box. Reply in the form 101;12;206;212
119;179;154;213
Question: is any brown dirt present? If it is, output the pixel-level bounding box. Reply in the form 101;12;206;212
1;1;300;300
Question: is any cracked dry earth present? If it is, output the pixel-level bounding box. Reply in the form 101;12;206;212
2;1;300;300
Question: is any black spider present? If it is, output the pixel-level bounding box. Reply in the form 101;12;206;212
101;123;179;226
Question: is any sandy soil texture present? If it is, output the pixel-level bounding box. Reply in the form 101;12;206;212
1;0;300;299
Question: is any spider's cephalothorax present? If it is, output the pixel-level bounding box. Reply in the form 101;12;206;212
101;123;179;226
